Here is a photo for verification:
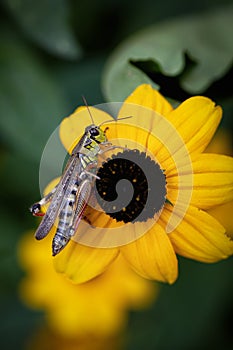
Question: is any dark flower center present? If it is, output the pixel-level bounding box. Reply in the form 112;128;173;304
95;149;167;223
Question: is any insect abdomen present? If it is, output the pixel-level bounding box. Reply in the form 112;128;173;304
52;182;79;256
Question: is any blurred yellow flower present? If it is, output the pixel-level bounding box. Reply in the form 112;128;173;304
18;232;156;338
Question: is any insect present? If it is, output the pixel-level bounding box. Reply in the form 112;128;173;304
30;100;129;256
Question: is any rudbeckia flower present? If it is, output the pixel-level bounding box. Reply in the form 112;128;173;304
36;84;233;285
18;232;156;338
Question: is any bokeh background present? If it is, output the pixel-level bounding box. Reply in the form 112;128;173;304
0;0;233;349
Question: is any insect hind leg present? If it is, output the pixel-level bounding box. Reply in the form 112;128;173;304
29;184;58;216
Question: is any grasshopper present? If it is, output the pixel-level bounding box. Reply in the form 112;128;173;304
30;101;129;256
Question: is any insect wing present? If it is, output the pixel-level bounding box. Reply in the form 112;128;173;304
69;178;93;238
35;155;82;240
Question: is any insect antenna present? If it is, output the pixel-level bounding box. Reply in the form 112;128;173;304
98;116;132;127
82;95;95;124
82;95;132;127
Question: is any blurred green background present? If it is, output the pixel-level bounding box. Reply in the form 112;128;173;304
0;0;233;349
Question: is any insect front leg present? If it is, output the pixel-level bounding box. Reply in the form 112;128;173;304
99;143;128;155
79;161;100;180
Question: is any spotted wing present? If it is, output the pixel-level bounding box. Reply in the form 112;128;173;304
68;178;93;238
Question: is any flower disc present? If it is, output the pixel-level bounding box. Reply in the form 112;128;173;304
95;149;167;223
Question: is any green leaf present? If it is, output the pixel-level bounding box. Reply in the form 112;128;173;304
0;27;69;162
3;0;82;59
50;55;106;107
102;5;233;101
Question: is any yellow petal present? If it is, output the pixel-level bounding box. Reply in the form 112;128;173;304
166;96;222;157
167;153;233;209
163;205;233;262
120;224;178;284
59;106;112;153
192;154;233;208
114;84;184;171
116;84;173;151
54;241;119;283
123;84;173;116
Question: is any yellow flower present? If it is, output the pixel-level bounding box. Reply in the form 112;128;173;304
18;232;156;338
206;129;233;238
37;84;233;285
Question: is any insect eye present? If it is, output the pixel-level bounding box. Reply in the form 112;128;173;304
90;128;99;137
